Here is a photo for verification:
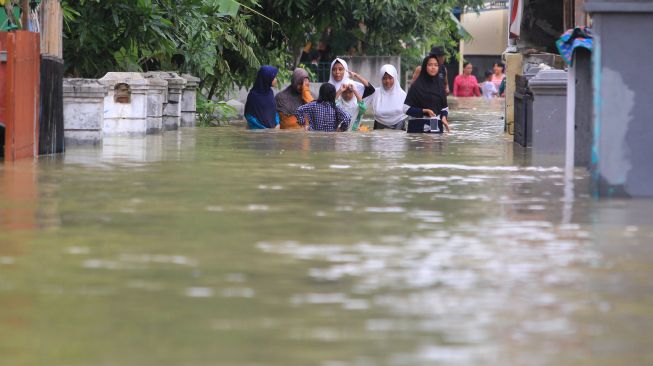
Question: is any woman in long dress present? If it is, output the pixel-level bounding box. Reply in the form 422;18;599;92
244;65;279;129
365;64;408;130
404;55;450;133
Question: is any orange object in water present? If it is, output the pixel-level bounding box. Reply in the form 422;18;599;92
0;31;40;162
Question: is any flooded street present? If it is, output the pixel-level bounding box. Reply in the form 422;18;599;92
1;98;653;365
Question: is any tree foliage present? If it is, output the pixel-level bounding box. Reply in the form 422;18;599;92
63;0;272;99
249;0;484;62
62;0;484;99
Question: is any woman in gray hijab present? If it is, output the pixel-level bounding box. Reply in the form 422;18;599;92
275;68;315;129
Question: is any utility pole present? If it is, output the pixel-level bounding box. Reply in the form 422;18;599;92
20;0;28;28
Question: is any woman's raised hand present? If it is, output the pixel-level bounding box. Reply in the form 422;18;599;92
349;71;369;86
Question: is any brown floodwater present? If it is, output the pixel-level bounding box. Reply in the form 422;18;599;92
1;98;652;366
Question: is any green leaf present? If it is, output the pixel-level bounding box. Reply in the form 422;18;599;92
217;0;240;17
112;11;119;28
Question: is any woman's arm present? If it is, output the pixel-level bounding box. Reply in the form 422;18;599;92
441;116;450;132
473;79;481;97
336;84;347;99
404;105;436;118
301;79;314;103
362;84;375;99
349;71;369;86
453;76;461;97
350;71;376;98
412;66;421;82
440;105;450;132
335;106;351;131
352;85;363;102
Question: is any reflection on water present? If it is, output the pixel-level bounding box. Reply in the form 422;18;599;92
1;98;653;365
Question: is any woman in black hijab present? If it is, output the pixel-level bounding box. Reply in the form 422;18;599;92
404;55;450;133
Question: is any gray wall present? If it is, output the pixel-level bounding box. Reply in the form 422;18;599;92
226;55;402;105
337;56;401;87
588;1;653;197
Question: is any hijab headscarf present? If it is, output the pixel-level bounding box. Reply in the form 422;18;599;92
404;55;447;114
245;65;278;128
366;64;407;127
338;81;359;108
328;58;365;96
338;81;360;129
275;68;311;115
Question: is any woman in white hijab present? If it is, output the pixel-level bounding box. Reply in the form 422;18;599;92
328;58;375;99
365;64;410;130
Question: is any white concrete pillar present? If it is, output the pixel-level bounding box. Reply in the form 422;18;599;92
145;72;187;131
62;79;107;144
99;72;150;137
142;74;168;134
181;74;200;127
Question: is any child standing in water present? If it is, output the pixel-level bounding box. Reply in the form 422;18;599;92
481;70;499;99
336;82;366;131
295;83;351;132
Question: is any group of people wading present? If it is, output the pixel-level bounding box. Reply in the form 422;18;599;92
244;47;450;133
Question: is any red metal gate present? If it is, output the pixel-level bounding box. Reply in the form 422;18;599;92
0;31;40;162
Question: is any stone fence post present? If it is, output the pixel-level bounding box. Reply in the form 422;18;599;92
145;72;187;131
142;74;168;134
98;72;150;137
63;79;107;145
181;74;200;127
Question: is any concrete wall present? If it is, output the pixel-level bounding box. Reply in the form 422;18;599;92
337;56;402;87
461;9;509;56
504;52;523;134
588;1;653;197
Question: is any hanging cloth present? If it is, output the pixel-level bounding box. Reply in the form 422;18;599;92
556;27;593;66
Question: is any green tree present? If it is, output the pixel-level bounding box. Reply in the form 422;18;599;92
63;0;272;99
248;0;483;66
62;0;483;100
